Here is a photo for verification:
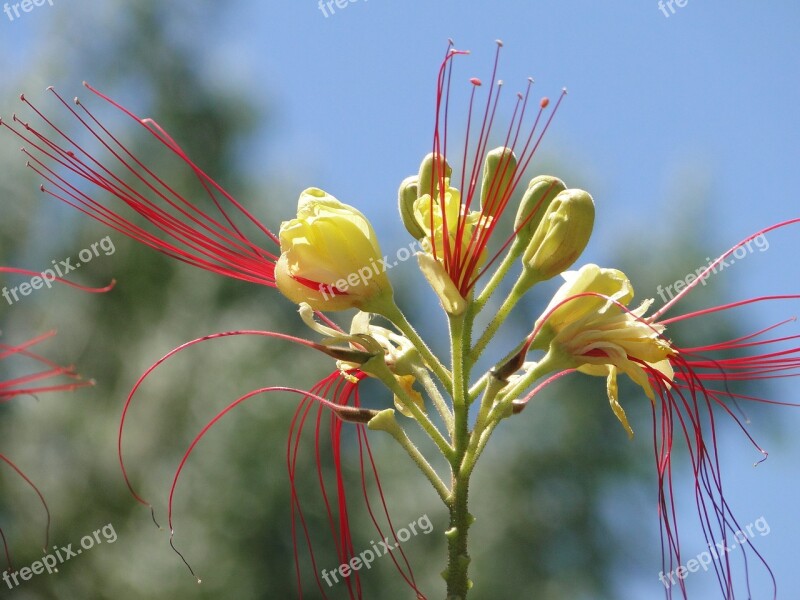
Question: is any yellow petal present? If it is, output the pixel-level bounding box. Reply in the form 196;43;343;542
393;375;426;418
416;252;467;315
605;366;634;439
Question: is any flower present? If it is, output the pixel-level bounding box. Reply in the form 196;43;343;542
403;41;567;309
519;221;800;598
532;264;674;436
7;43;799;600
275;188;393;312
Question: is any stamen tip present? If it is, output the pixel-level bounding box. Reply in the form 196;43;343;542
495;39;504;47
470;77;482;86
19;93;25;101
540;97;550;109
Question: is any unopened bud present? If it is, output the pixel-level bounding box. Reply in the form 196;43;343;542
522;188;594;281
480;147;517;217
514;175;566;244
398;176;426;239
417;152;452;201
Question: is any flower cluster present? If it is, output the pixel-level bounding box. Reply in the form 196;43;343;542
4;40;799;600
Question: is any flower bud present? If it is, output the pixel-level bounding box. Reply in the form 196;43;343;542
398;176;426;239
513;175;566;242
276;188;392;311
417;152;452;201
522;188;594;281
480;147;517;217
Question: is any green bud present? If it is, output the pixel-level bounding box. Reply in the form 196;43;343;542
480;147;517;217
522;188;595;281
417;152;452;201
513;175;566;242
398;176;426;239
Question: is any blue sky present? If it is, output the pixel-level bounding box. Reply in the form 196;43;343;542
2;1;799;597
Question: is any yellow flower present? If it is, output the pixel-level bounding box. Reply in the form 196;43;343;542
413;181;487;268
535;264;676;436
534;264;634;346
411;179;487;315
276;188;392;311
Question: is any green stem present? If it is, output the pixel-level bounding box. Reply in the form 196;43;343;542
460;377;505;479
369;360;453;460
445;312;473;598
414;364;454;437
445;468;472;599
473;239;525;311
486;351;564;424
471;269;542;361
368;410;449;503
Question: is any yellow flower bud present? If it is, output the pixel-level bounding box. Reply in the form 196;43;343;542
417;152;452;201
513;175;566;243
480;147;517;218
398;176;426;239
522;188;595;281
275;188;392;311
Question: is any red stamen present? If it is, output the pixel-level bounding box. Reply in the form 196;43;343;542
427;43;567;296
0;331;88;569
3;85;280;289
